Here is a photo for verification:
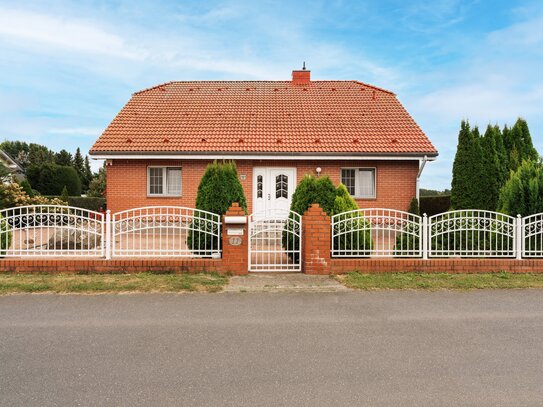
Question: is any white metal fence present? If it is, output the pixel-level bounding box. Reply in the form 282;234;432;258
111;206;221;257
331;209;422;257
331;208;543;259
0;205;104;257
428;210;516;258
248;209;302;272
4;205;543;260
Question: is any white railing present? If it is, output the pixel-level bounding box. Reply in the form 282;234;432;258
331;208;422;257
0;205;104;257
111;206;221;257
428;210;516;258
248;209;302;272
523;214;543;258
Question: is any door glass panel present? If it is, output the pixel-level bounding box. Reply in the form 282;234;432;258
257;175;263;198
275;174;288;199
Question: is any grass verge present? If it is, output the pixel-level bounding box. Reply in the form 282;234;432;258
0;273;228;294
336;271;543;290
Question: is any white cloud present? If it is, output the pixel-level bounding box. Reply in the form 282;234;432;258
0;8;145;60
47;127;103;137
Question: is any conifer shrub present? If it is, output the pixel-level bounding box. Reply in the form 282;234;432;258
283;176;372;259
498;159;543;217
330;184;373;256
0;214;11;257
188;161;247;256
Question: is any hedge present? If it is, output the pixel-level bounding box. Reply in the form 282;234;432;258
26;163;82;196
420;195;451;216
45;196;106;212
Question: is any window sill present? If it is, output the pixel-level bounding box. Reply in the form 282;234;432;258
147;194;182;198
352;196;377;200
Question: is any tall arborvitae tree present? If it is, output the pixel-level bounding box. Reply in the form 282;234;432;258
73;148;85;187
480;126;501;211
493;124;509;188
451;121;484;209
510;118;538;169
83;155;93;192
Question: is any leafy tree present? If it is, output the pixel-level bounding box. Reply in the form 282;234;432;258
87;165;106;197
26;163;81;196
0;162;10;182
55;149;73;166
498;159;543;217
0;141;54;169
451;121;484;209
19;179;34;197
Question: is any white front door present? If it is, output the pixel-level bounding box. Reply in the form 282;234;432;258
253;168;296;217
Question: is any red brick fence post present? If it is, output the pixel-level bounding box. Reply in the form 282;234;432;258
221;203;249;275
302;204;331;274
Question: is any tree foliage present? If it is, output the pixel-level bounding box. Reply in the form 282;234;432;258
498;160;543;217
188;161;247;256
55;149;73;166
451;118;539;211
451;121;484;209
87;165;106;197
26;163;82;196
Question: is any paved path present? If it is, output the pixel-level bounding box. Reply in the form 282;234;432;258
224;273;351;292
1;291;543;406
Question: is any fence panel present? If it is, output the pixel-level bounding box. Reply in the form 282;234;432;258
523;214;543;257
331;209;422;257
0;205;104;257
111;206;221;257
428;210;515;258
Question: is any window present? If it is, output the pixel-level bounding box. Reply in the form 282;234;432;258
275;174;288;199
341;168;375;198
147;167;182;196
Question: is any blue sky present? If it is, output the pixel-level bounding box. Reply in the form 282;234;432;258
1;0;542;189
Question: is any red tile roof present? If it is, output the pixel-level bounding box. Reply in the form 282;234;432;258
90;80;437;156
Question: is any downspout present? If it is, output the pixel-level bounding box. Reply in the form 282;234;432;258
416;155;428;202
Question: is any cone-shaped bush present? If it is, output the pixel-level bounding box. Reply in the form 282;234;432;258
188;161;247;256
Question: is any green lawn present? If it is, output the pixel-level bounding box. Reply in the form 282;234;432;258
0;273;228;294
337;271;543;290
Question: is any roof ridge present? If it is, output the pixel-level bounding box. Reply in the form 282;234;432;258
132;80;395;95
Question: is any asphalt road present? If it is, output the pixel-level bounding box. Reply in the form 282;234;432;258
1;291;543;406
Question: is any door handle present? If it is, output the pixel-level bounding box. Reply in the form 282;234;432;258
268;194;270;200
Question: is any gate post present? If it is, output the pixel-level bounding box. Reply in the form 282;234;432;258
105;210;111;260
302;204;331;275
222;203;249;275
422;214;428;260
516;214;523;260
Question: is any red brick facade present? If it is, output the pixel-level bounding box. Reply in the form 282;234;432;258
106;158;418;213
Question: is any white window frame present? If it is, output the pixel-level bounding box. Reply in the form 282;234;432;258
147;166;182;197
340;167;376;199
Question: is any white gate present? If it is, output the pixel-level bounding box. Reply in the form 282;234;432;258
111;206;221;257
248;209;301;272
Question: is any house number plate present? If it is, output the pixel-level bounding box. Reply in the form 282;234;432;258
229;236;242;246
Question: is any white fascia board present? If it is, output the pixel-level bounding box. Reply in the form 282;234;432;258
90;154;437;161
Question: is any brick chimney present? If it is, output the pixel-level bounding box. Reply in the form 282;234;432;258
292;63;310;85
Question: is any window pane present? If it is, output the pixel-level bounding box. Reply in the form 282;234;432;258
149;168;163;195
341;169;356;195
167;168;182;195
275;174;288;199
257;175;263;198
357;169;375;198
